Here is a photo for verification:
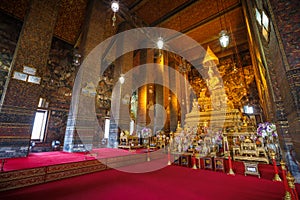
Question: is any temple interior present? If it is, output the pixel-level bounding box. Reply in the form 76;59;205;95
0;0;299;198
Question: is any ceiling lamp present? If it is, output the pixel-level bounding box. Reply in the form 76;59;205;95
119;74;125;84
72;49;82;66
219;30;230;48
157;37;164;49
111;0;119;26
217;0;230;48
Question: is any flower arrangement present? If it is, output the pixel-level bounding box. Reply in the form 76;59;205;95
195;145;202;152
141;127;152;138
172;131;194;152
257;122;278;138
214;131;223;145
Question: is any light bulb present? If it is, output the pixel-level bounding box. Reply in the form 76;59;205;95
119;74;125;84
219;30;230;48
111;1;119;13
157;37;164;49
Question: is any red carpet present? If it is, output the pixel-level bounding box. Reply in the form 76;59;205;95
1;148;143;171
0;148;295;181
0;165;287;200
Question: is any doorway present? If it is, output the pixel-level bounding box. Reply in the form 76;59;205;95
31;110;48;141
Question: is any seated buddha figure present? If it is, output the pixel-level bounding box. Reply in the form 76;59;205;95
207;66;222;91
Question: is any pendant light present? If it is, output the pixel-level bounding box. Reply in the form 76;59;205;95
217;0;230;48
111;0;119;26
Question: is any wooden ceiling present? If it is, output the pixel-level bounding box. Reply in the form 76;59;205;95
118;0;247;58
0;0;256;108
0;0;247;59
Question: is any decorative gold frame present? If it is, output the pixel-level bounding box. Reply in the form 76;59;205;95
203;157;213;170
244;162;260;178
214;157;225;172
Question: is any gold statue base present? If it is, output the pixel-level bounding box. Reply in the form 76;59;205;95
273;174;282;182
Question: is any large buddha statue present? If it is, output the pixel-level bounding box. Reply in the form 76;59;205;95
203;46;226;111
184;47;240;132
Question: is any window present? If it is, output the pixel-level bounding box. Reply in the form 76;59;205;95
255;7;270;42
262;11;270;41
31;110;48;141
255;8;262;25
262;11;269;31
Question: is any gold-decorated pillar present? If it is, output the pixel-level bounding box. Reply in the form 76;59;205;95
63;0;116;150
168;59;179;132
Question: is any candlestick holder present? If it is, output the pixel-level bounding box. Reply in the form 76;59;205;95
147;145;151;162
286;172;299;200
192;153;197;169
281;161;292;200
167;147;171;165
271;152;282;181
227;154;235;175
273;172;282;182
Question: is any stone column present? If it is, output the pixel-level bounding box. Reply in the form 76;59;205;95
136;85;147;131
136;49;149;132
179;69;187;127
136;49;153;134
63;0;115;151
163;52;170;132
0;0;59;158
175;62;184;128
153;52;167;134
114;22;133;134
168;60;179;132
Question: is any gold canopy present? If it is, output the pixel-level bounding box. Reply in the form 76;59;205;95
203;46;219;65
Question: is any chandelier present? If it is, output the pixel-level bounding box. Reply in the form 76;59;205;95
219;30;230;48
111;0;119;26
72;49;82;66
119;74;125;84
217;0;229;48
156;37;164;49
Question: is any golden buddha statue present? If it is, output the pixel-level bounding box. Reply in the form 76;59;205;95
207;66;222;91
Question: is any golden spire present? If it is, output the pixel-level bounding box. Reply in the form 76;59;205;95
203;46;219;65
